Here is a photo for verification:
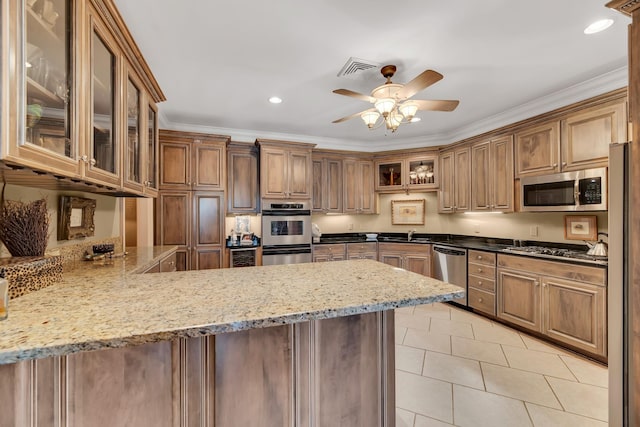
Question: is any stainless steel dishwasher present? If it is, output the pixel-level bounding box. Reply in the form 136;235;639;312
432;245;467;306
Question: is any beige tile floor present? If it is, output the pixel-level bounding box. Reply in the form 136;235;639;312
395;303;608;427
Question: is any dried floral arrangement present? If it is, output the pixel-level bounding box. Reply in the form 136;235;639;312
0;184;49;257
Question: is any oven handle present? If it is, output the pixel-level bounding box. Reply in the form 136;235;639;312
262;210;311;216
263;245;312;255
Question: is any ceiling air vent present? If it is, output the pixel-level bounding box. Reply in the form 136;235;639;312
337;57;380;78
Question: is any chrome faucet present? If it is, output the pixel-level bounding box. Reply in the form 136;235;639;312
408;229;416;241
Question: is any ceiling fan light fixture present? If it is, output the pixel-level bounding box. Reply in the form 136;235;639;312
399;102;418;120
386;111;403;132
375;98;395;117
410;117;421;123
268;96;283;104
361;110;380;128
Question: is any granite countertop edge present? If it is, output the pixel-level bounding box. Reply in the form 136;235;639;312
0;259;463;364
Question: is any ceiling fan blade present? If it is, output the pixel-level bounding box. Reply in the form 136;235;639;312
396;70;443;99
333;89;376;103
332;108;375;124
413;99;460;112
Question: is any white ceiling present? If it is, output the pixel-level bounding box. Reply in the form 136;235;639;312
113;0;630;151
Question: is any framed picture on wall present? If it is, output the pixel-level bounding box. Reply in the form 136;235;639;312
391;199;425;225
564;215;597;241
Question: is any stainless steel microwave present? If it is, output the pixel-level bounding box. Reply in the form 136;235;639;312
520;167;607;212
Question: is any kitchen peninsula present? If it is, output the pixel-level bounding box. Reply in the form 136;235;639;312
0;253;462;426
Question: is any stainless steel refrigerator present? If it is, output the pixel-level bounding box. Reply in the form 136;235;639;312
609;141;632;426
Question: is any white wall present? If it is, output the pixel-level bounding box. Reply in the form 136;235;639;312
0;184;121;257
311;192;608;244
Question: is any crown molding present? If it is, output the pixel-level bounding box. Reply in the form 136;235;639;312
159;66;628;151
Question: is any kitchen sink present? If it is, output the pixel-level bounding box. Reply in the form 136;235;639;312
377;236;431;243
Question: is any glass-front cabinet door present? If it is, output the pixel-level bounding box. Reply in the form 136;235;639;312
375;154;438;192
124;74;143;192
17;0;79;174
146;103;159;194
86;14;120;186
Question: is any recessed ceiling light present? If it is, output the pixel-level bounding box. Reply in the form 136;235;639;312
410;117;421;123
584;18;614;34
268;96;282;104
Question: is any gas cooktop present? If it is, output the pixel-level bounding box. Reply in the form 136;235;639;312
502;245;608;266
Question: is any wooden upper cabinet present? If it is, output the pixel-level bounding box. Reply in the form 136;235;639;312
343;158;376;214
374;154;438;192
312;154;343;213
1;0;165;196
515;97;627;178
227;142;259;213
159;130;229;191
561;99;627;171
438;146;470;213
514;121;560;178
471;135;514;212
256;139;314;200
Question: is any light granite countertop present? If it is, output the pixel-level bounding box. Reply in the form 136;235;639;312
0;253;463;364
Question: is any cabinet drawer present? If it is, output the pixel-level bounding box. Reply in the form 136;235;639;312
468;288;496;316
346;242;377;254
468;250;496;266
313;244;346;257
468;263;495;279
468;274;496;292
160;252;177;272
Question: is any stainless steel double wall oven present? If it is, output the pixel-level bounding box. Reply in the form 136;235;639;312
261;200;312;265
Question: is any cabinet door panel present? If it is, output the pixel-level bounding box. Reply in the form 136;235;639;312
261;149;288;198
454;147;471;212
193;248;222;270
359;161;376;213
561;100;626;171
379;254;403;268
471;142;491;211
326;159;343;212
289;151;312;198
67;342;174;427
490;136;514;212
227;146;258;213
160;142;190;189
312;159;324;211
405;255;431;277
343;160;358;213
192;192;223;246
157;192;190;246
193;143;223;190
543;278;605;356
515;121;560;177
497;269;541;332
438;152;454;213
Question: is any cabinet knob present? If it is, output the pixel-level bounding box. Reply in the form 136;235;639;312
553;163;558;167
477;268;483;273
477;255;482;260
478;297;483;303
562;162;567;166
90;158;97;166
478;281;483;285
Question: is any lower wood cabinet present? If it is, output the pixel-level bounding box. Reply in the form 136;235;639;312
312;244;346;262
0;312;395;426
497;254;607;358
378;243;431;276
467;250;497;316
346;242;377;260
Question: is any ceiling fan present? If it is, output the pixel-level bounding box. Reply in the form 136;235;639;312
332;65;459;132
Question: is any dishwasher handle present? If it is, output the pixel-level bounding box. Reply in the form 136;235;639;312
433;246;467;256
